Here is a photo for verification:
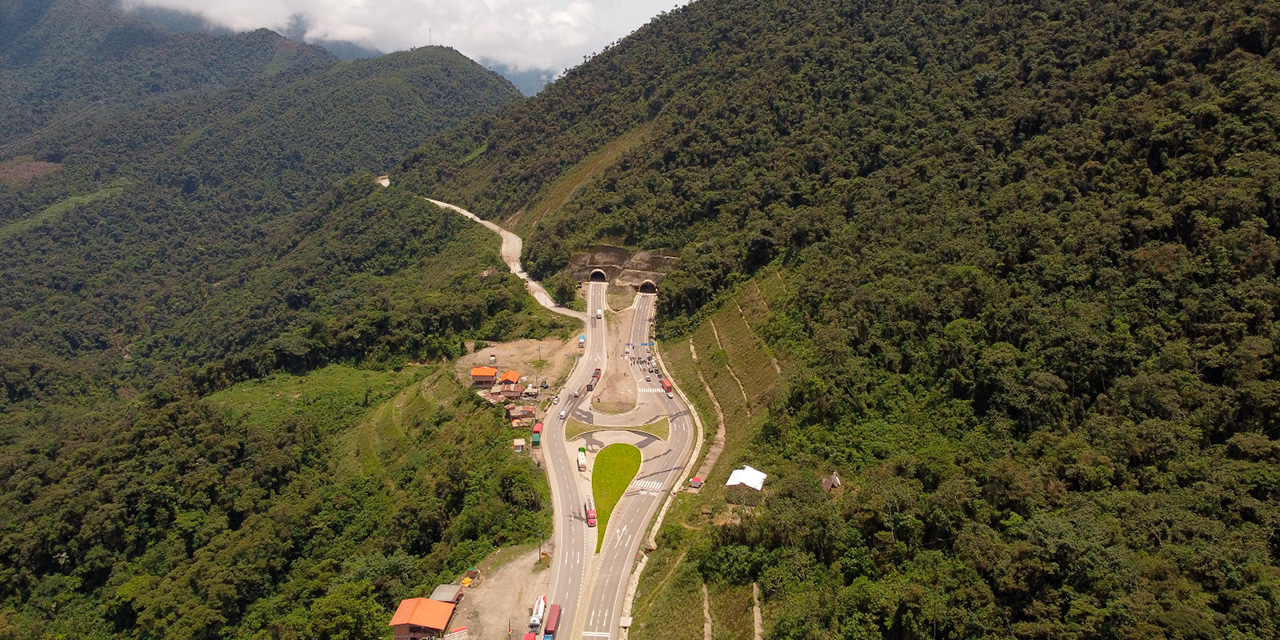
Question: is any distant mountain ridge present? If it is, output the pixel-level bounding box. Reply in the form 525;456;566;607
0;0;336;142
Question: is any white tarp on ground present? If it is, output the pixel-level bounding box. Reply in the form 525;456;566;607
726;465;767;491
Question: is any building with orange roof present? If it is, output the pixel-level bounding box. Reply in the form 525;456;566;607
389;597;456;639
497;369;520;385
470;366;498;387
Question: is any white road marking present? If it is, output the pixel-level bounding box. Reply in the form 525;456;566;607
632;479;663;491
582;632;612;638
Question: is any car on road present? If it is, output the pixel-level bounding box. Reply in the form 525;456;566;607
552;396;559;404
573;389;580;397
558;410;567;420
645;374;651;382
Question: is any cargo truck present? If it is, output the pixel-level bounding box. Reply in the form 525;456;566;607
577;450;588;472
542;604;561;639
585;497;596;527
596;309;603;319
532;423;542;447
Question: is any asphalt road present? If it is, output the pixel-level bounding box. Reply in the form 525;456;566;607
432;196;694;640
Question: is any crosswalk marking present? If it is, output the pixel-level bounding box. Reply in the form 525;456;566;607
631;479;663;491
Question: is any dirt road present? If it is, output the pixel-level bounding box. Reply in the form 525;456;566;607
427;198;587;322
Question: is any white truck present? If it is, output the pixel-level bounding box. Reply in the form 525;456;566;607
577;450;588;472
596;308;603;319
530;595;547;630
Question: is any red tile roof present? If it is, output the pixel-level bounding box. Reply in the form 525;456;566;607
498;370;520;384
389;598;455;630
471;366;498;377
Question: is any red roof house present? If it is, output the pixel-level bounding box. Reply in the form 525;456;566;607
390;598;456;640
498;369;521;385
470;366;498;386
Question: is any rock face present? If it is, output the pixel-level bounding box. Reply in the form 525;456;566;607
567;245;679;290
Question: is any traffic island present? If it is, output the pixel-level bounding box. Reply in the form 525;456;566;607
591;443;642;552
567;416;670;441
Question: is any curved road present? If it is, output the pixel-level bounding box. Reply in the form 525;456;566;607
430;198;695;640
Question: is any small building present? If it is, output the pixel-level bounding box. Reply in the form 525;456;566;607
506;405;536;420
497;383;523;399
689;477;704;489
390;597;456;640
522;384;540;398
498;370;521;385
822;471;842;493
514;438;526;453
470;366;498;387
429;584;464;604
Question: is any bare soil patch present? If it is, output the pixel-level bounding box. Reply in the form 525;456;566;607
456;336;580;395
0;157;60;186
450;545;551;639
592;302;638;413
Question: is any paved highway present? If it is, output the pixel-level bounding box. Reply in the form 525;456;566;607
432;197;695;640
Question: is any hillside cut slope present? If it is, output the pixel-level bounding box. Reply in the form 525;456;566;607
396;0;1280;636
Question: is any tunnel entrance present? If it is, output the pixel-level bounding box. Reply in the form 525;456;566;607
589;269;608;282
639;280;658;294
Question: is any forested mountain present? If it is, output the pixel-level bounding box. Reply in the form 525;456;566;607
0;0;334;143
0;11;524;404
394;0;1280;636
1;2;555;636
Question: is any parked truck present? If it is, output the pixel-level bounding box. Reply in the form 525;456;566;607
532;423;543;447
542;604;561;640
577;449;588;472
530;595;547;630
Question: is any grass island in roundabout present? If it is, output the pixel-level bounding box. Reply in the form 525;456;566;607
590;443;642;552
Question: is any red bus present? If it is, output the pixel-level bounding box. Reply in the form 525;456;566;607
660;379;673;394
543;604;561;638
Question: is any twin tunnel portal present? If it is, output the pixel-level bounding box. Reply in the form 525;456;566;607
589;268;658;294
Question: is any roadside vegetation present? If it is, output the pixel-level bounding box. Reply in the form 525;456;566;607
591;444;643;552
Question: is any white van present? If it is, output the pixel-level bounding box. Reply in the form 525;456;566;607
596;309;603;319
559;410;567;420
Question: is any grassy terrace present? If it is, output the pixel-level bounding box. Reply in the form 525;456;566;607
591;443;642;552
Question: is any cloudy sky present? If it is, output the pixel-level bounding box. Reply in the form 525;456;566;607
121;0;687;73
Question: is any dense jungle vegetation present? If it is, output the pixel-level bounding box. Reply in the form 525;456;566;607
1;1;557;637
398;0;1280;636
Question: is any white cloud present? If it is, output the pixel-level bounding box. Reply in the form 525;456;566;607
120;0;688;72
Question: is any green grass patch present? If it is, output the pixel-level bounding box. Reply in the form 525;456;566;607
206;364;431;434
461;141;488;163
566;416;669;441
592;443;642;552
592;400;634;414
709;582;756;640
0;183;126;241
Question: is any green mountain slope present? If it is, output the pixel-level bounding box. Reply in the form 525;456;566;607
393;0;1280;635
0;42;523;403
0;0;335;143
0;6;551;636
